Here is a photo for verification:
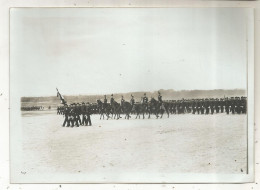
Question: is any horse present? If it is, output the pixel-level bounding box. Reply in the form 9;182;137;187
97;100;111;120
134;102;147;119
111;101;122;120
150;98;169;118
121;101;132;119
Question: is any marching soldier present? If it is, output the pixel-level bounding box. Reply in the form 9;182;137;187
215;98;220;113
86;102;92;126
225;97;230;114
205;98;210;114
62;104;70;127
81;102;87;126
75;103;82;126
220;98;224;113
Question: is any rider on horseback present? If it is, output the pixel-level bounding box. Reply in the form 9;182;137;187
103;95;108;110
142;93;148;111
110;94;114;105
121;95;125;106
121;95;125;113
158;91;165;110
130;94;135;112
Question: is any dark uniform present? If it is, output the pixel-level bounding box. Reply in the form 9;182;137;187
130;95;135;106
62;104;70;127
142;93;148;111
130;94;135;112
81;102;88;126
121;96;125;106
110;94;114;105
158;92;165;110
86;103;92;126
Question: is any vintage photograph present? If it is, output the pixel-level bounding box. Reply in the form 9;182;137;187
10;8;254;183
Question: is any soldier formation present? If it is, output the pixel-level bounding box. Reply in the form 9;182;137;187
58;102;98;127
165;96;247;115
21;106;44;111
56;92;247;127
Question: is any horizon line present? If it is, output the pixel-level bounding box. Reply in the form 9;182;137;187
21;88;247;98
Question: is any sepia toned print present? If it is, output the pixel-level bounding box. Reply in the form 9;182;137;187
10;8;254;183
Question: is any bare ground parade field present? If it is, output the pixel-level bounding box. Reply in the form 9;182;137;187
17;110;247;179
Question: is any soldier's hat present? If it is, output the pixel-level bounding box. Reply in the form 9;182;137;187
131;94;133;97
82;102;85;104
144;93;146;95
111;94;113;96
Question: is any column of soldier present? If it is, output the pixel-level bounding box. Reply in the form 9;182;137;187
21;106;44;111
57;92;247;127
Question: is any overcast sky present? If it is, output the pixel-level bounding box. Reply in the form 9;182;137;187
10;8;249;97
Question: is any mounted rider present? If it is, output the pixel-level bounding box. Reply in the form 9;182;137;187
103;95;108;110
142;93;148;111
110;94;114;105
158;91;165;110
121;95;125;106
121;95;125;113
130;94;135;112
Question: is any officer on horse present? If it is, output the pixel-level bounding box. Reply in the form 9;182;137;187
121;95;125;106
158;91;165;110
110;94;114;105
130;94;135;112
142;93;148;111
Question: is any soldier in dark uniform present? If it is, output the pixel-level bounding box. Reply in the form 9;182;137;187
242;96;247;114
62;104;70;127
230;97;235;114
215;98;220;113
158;91;165;110
225;97;230;114
142;93;148;111
86;102;92;126
68;104;75;127
130;94;135;113
205;98;210;114
103;95;107;109
75;103;82;126
210;98;215;114
200;99;205;114
197;99;201;114
110;94;114;105
220;98;224;113
81;102;87;126
72;103;80;127
121;96;125;106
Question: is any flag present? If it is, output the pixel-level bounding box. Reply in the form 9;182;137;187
56;88;67;105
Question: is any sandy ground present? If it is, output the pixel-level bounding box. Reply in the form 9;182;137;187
12;111;247;182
